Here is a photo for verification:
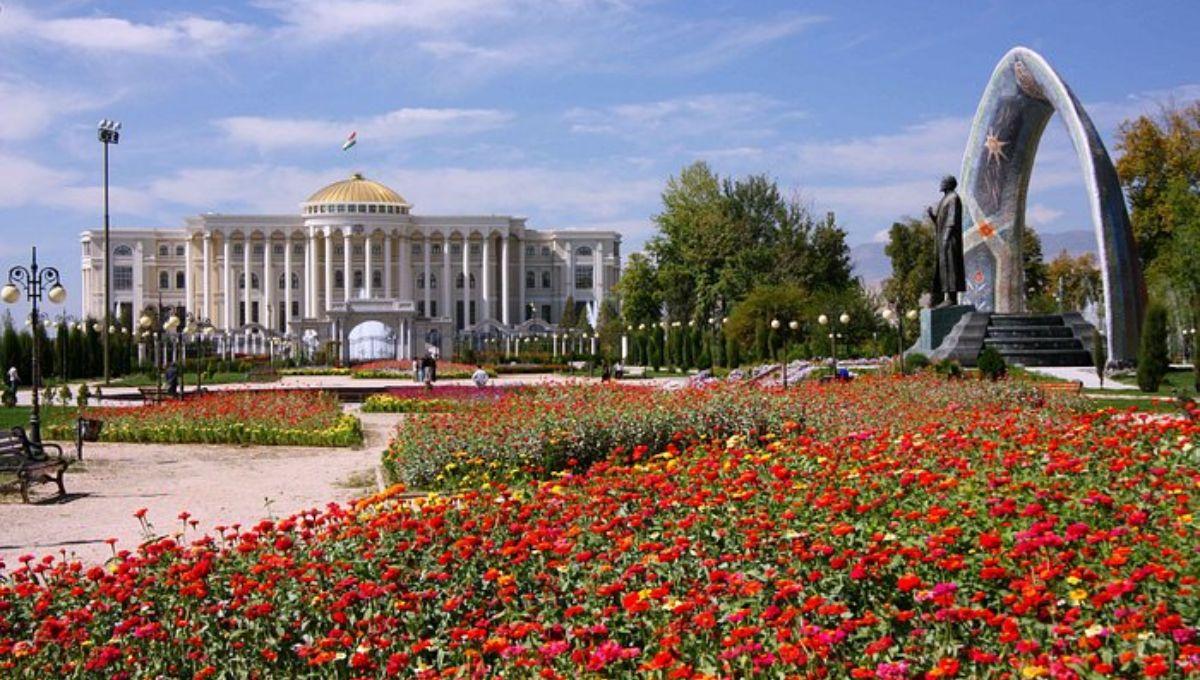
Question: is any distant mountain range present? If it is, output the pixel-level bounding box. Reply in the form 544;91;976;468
852;229;1097;286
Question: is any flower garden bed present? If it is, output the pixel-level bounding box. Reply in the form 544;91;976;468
42;390;362;446
1;378;1196;677
351;359;490;381
363;385;515;413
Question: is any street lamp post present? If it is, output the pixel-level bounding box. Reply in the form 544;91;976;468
3;247;68;443
179;312;212;394
97;119;121;385
818;312;851;378
882;307;919;374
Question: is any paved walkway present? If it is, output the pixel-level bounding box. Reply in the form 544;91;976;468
1025;366;1136;390
0;408;401;567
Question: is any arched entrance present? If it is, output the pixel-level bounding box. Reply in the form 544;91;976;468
959;46;1146;366
348;320;395;362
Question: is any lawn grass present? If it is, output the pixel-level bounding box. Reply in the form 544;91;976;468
1110;366;1198;396
107;371;266;388
1083;395;1188;413
0;405;79;432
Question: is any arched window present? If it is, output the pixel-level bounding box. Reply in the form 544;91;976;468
525;271;535;289
113;245;132;257
335;270;344;288
159;271;170;289
577;246;592;257
353;270;363;288
250;273;260;290
291;272;300;290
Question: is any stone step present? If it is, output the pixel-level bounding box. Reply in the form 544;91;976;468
988;314;1068;328
983;337;1085;352
986;326;1075;339
993;348;1095;367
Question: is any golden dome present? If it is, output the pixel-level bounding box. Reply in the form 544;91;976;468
305;173;409;206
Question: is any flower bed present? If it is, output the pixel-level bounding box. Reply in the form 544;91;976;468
351;359;489;381
1;379;1196;677
363;385;515;413
43;390;362;446
279;366;352;376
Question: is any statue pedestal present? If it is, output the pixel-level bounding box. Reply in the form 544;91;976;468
913;304;975;355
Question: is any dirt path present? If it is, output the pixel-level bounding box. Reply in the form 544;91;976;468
0;408;401;567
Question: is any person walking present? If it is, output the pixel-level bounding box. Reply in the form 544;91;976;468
165;362;180;397
6;365;18;392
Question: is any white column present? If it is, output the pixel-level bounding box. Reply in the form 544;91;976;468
441;234;451;320
242;234;251;327
567;243;575;303
364;233;373;298
184;237;193;313
399;232;412;299
594;240;604;308
481;234;491;321
422;235;431;316
324;229;333;313
501;234;510;325
133;242;144;319
284;235;293;331
343;232;352;303
461;233;471;327
202;234;212;319
263;234;272;330
223;236;231;329
306;229;316;317
384;232;393;298
517;236;526;322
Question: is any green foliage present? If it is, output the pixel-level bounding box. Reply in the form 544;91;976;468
905;352;930;373
1194;330;1200;393
613;253;660;327
1021;226;1048;310
1136;303;1170;392
883;218;935;314
560;295;578;329
76;383;92;408
933;359;963;380
976;346;1007;381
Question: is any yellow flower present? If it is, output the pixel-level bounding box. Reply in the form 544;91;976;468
1068;589;1088;604
1022;665;1047;679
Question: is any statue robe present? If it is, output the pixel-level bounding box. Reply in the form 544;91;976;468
934;191;965;294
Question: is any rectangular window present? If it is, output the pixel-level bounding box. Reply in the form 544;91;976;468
353;245;363;256
159;245;169;256
542;304;551;321
251;302;259;324
291;301;300;317
239;302;246;326
113;266;133;291
175;245;185;256
542;271;551;288
432;244;442;255
253;244;264;255
348;204;358;213
451;244;461;255
470;244;479;255
273;244;285;255
293;244;303;255
371;270;382;288
234;244;244;255
430;301;437;317
411;243;422;256
417;300;425;316
575;266;593;289
541;247;551;257
335;246;344;256
368;205;377;214
279;302;286;331
370;245;381;256
175;271;185;289
525;245;535;256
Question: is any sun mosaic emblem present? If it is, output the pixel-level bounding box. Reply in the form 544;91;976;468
984;129;1009;166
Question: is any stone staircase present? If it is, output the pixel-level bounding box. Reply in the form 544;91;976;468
982;314;1095;367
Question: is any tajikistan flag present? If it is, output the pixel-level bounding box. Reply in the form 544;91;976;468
342;131;357;151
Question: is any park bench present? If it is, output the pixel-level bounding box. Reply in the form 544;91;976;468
0;427;71;503
621;366;647;379
1038;380;1084;395
138;386;175;404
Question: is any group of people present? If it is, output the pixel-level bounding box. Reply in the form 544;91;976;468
412;352;438;388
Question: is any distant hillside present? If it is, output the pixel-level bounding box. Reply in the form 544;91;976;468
853;229;1096;286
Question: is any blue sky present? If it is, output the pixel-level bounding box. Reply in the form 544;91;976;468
2;0;1199;308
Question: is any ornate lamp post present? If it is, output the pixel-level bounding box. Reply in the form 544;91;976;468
179;312;212;394
97;119;121;385
818;312;851;378
2;247;67;443
882;307;919;374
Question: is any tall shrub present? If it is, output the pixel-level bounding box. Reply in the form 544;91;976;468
1092;331;1107;388
1136;304;1169;392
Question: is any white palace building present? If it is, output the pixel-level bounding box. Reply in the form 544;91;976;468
79;173;621;360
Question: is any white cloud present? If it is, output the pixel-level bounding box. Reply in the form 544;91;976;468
216;108;514;152
0;4;256;55
144;163;661;226
0;80;101;141
567;93;798;141
663;13;826;73
792;117;970;181
1027;203;1064;226
0;152;154;214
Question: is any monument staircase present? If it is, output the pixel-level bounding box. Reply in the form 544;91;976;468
981;314;1095;367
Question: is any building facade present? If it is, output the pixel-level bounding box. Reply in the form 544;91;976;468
79;173;621;359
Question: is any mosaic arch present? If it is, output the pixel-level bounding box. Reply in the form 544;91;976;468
959;46;1146;365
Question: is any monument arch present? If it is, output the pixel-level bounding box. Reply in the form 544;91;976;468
959;46;1145;365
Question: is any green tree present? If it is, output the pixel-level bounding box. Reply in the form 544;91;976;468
1042;251;1102;312
560;295;577;329
883;217;936;315
1136;303;1170;392
614;253;660;327
1021;226;1048;308
725;284;810;360
1116;103;1200;271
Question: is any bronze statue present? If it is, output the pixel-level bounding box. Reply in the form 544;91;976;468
927;175;965;307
